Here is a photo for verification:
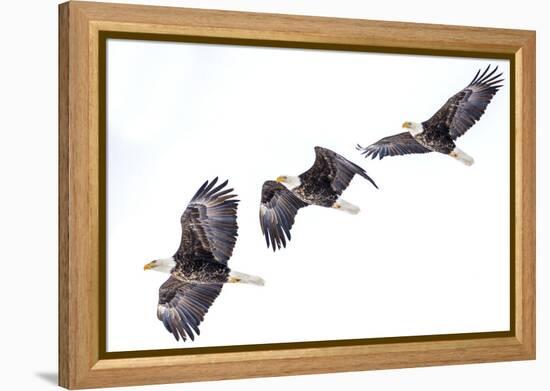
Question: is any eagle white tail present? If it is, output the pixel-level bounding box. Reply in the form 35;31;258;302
450;147;474;166
228;271;265;286
333;198;360;215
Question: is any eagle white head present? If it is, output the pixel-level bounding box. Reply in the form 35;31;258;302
143;257;176;273
402;121;423;136
276;175;302;190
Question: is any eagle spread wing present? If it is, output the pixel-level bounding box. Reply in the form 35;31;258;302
356;132;431;160
176;178;239;264
300;146;378;194
157;276;223;341
423;65;503;139
259;180;308;251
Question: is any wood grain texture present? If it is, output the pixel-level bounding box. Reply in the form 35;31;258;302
58;1;536;389
58;3;70;387
514;33;536;354
72;0;530;54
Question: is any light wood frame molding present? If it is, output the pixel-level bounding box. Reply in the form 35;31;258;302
58;1;536;389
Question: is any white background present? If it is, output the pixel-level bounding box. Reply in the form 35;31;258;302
0;0;547;389
106;40;510;352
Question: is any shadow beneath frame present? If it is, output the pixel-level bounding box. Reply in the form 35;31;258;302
35;372;58;385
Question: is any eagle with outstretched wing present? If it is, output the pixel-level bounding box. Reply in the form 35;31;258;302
357;65;504;166
260;146;378;251
144;178;264;341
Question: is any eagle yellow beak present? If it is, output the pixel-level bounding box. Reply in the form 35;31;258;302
276;176;286;183
402;122;410;129
143;261;155;271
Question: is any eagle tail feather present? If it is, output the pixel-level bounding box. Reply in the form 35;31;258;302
450;147;474;166
332;198;360;215
228;271;265;286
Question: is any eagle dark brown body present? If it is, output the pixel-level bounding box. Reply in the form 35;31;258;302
414;129;455;155
171;258;230;285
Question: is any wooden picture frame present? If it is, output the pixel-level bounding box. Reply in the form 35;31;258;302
58;1;536;389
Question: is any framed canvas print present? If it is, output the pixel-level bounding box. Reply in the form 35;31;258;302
58;1;536;389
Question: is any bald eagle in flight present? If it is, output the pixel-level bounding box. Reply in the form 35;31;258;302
143;178;264;341
259;146;378;251
357;65;503;166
